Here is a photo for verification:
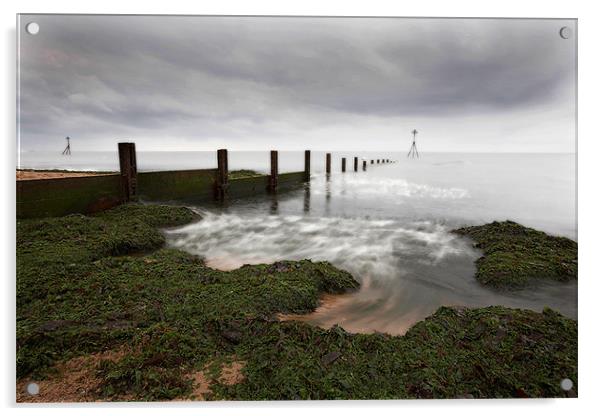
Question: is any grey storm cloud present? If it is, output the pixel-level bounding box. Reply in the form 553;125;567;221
17;15;576;151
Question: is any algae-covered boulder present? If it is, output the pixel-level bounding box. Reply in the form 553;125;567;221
454;221;577;289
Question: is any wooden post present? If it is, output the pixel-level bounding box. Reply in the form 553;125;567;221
371;159;374;164
341;157;346;172
216;149;228;200
269;150;278;192
326;153;331;174
354;157;358;172
118;142;137;202
304;150;311;182
362;160;367;170
377;159;380;164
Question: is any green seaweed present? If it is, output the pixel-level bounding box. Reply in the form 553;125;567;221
17;206;577;400
454;221;577;289
228;170;263;179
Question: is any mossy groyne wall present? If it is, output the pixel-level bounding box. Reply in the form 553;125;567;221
137;169;216;202
17;170;311;219
17;174;123;219
17;169;308;219
17;145;395;219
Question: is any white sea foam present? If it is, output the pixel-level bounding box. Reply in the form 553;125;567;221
165;212;471;282
313;176;469;200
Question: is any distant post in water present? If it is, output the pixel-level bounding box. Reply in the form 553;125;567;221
354;157;358;172
341;157;346;172
62;136;71;155
216;149;228;201
118;142;137;202
326;153;331;174
362;160;367;170
304;150;311;182
377;159;380;164
371;159;374;164
408;129;420;158
269;150;278;192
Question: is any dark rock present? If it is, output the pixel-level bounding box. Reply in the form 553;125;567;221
516;388;529;398
494;327;507;343
37;320;78;333
268;261;292;273
222;329;243;344
321;351;342;366
103;320;136;330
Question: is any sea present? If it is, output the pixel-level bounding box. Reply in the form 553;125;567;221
19;150;577;334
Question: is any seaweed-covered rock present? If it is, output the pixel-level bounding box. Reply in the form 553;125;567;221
454;221;577;289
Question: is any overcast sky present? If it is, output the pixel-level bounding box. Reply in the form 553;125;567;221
18;15;576;152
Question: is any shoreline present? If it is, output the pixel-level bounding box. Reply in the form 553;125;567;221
16;203;578;401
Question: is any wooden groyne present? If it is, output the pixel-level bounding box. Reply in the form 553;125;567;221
16;144;395;219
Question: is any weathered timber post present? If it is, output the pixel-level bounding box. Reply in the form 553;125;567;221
342;157;346;172
371;159;374;164
354;157;358;172
377;159;380;164
216;149;228;201
269;150;278;192
304;150;311;182
326;153;331;174
118;142;137;202
362;160;367;170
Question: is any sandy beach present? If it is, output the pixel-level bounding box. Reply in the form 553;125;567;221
16;170;115;181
